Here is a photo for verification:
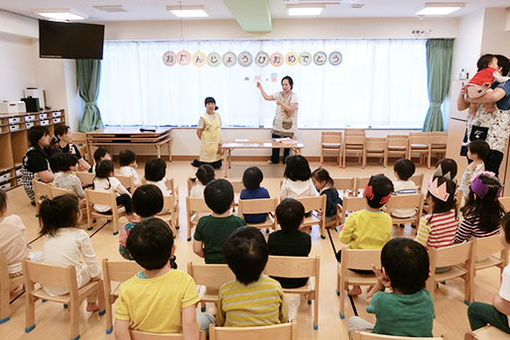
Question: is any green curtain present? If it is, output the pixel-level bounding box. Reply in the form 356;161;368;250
422;39;454;132
77;59;103;132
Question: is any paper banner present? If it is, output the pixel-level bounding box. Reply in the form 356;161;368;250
313;51;327;66
177;50;191;65
192;51;207;67
299;52;312;66
238;51;253;67
329;51;343;66
270;52;284;67
222;51;237;67
285;52;298;66
207;52;221;67
162;51;176;66
255;51;269;67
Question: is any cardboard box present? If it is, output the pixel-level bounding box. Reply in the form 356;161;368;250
0;101;26;114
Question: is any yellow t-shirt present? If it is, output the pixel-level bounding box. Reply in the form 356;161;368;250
339;209;392;249
115;270;200;333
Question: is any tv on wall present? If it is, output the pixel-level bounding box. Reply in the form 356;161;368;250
39;20;105;59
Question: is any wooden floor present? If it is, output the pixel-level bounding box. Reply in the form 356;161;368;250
0;159;506;340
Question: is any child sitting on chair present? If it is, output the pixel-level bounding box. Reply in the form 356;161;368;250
119;149;140;188
268;198;311;288
459;140;489;200
52;153;85;199
240;166;270;224
115;217;214;338
338;174;394;296
193;179;245;264
144;158;173;196
189;164;215;198
347;238;434;338
391;159;418;221
89;147;111;174
218;226;288;327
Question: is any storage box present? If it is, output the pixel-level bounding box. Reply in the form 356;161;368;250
25;122;34;129
8;117;21;124
39;113;48;119
52;111;61;117
52;118;61;124
25;115;36;122
0;183;11;190
9;124;21;132
0;172;10;182
40;120;49;126
0;101;26;114
15;168;22;177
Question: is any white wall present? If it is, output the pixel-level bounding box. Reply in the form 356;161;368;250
481;8;510;57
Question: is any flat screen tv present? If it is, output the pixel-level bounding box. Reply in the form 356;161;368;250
39;20;104;59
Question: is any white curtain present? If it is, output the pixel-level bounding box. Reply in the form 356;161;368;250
98;39;428;128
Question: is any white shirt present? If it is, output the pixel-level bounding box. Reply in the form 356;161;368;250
146;179;172;196
120;166;140;186
280;178;318;200
93;177;130;212
42;228;101;295
190;183;206;198
499;264;510;326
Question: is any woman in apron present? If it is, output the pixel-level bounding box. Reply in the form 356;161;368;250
192;97;223;169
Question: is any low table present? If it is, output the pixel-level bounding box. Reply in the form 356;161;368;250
86;127;172;162
221;139;304;177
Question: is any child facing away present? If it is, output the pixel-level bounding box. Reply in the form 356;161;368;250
0;189;42;282
240;166;270;224
391;159;418;219
218;226;289;327
118;184;164;260
268;198;311;288
280;155;318;201
456;173;504;244
115;217;213;339
193;179;245;263
39;194;102;312
416;176;458;249
311;167;343;220
338;174;394;296
93;160;133;223
52;153;85;198
347;238;434;338
119;149;140;187
89;147;111;174
144;158;173;196
467;213;510;335
189;164;215;198
459;140;490;200
191;96;223;169
435;158;458;182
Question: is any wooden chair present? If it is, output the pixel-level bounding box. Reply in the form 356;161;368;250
332;177;355;197
384;135;409;168
429;131;448;162
320;131;343;166
385;193;423;227
364;137;386;168
32;179;53;211
455;190;463;216
465;324;510;340
337;249;381;319
354;176;371;197
76;171;95;187
238;198;278;232
0;253;24;324
408;132;431;168
84;189;127;235
116;174;136;194
185;197;212;241
499;196;510;212
353;330;444;339
469;234;509;300
130;330;207;339
410;173;424;193
186;262;234;312
426;241;474;303
264;256;320;330
70;132;89;162
343;129;366;168
102;259;142;335
22;260;105;340
161;195;179;235
209;320;297;340
228;179;243;208
340;196;368;225
296;195;327;239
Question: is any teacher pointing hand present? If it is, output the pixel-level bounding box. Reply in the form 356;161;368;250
257;76;299;164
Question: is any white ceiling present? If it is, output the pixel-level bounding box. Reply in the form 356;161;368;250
0;0;508;22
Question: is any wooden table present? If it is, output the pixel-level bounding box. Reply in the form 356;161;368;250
221;139;304;177
86;127;172;162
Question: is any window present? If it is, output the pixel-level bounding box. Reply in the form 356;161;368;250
98;39;428;128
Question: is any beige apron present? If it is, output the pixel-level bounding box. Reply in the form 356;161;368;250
200;112;222;162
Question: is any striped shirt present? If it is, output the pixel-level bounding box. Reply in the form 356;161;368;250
217;275;289;327
53;172;84;198
454;214;500;244
415;210;458;249
391;180;418;218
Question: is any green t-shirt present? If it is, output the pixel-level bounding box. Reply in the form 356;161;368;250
193;215;246;264
368;289;434;337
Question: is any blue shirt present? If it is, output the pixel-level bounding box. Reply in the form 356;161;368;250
496;80;510;110
240;187;270;223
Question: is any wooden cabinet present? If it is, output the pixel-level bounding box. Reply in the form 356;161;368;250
0;109;65;191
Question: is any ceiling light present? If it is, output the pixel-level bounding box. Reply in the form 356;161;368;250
36;9;86;21
166;5;208;18
416;2;464;16
287;4;325;16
